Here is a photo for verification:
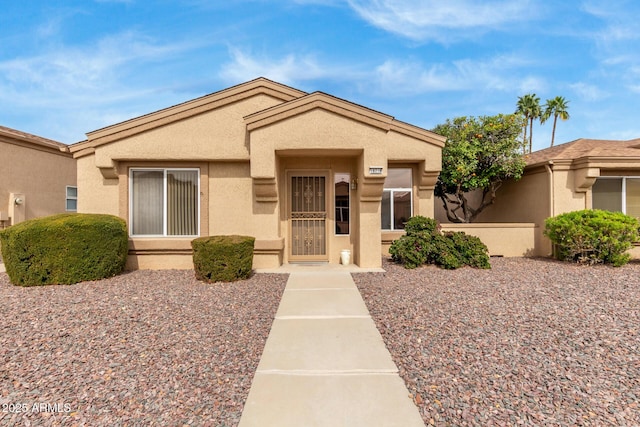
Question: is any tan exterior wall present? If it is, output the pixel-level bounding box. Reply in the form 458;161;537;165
95;94;283;168
437;162;617;258
441;223;538;257
382;224;537;258
1;140;76;227
76;155;119;215
72;79;444;270
436;168;551;256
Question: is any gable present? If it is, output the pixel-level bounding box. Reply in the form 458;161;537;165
70;78;306;157
245;91;445;148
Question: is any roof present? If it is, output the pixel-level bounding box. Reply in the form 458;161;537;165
0;125;70;155
524;138;640;166
70;77;445;155
70;77;306;153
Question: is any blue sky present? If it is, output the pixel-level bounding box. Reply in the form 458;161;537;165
1;0;639;152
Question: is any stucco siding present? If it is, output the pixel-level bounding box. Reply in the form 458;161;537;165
249;109;388;180
77;155;119;216
1;140;76;224
209;161;280;240
386;130;441;170
97;94;285;165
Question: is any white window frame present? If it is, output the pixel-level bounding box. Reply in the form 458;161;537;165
65;186;78;212
592;176;640;216
129;168;200;237
382;168;413;231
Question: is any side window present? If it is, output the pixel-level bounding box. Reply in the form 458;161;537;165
335;173;350;235
66;186;78;212
381;168;412;230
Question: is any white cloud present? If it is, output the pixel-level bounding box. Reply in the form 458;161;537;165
218;48;359;86
0;31;203;142
0;31;196;105
569;82;609;101
581;1;640;42
346;0;535;42
369;54;542;96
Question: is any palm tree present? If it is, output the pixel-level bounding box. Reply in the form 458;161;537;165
515;96;529;153
542;96;570;147
516;93;541;153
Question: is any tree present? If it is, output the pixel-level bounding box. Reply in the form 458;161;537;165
515;93;541;153
515;96;529;152
433;114;526;223
542;96;570;147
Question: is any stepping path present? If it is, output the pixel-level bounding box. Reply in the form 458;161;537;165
239;270;425;427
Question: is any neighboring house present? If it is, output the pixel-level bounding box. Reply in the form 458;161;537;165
69;78;445;270
0;126;77;229
465;138;640;257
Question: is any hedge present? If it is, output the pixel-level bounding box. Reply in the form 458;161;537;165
192;235;255;282
544;209;639;266
0;213;128;286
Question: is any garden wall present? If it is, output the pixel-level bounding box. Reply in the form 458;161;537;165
382;223;539;258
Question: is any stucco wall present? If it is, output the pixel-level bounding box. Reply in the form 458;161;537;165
441;223;538;257
209;161;280;240
249;109;388;180
1;140;76;225
435;168;551;256
74;82;444;270
76;155;119;216
95;94;284;167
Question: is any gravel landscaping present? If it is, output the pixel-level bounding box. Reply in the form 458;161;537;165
0;270;287;426
354;257;640;426
2;257;639;426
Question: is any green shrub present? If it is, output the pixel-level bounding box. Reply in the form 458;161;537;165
389;234;430;269
404;216;440;236
0;213;128;286
429;234;463;270
389;215;490;269
446;231;492;269
192;235;255;282
544;209;640;266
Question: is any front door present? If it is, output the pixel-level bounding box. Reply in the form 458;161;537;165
289;174;327;261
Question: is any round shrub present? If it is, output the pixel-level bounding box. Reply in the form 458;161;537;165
0;213;128;286
544;209;639;266
192;235;255;282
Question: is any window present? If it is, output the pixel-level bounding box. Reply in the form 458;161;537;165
335;173;350;235
66;186;77;212
592;177;640;218
130;168;199;236
381;168;412;230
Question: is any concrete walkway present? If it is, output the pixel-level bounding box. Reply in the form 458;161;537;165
238;270;425;427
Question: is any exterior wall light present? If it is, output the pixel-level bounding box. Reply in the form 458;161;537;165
351;178;358;190
14;197;24;205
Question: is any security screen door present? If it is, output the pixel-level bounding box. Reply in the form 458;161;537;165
289;175;327;260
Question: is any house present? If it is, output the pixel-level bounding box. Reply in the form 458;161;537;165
465;138;640;257
68;78;445;270
0;126;77;229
